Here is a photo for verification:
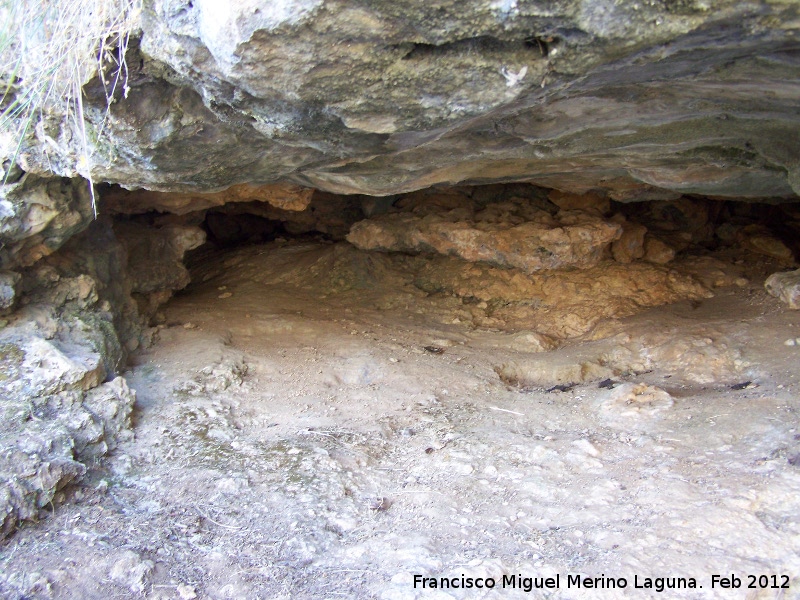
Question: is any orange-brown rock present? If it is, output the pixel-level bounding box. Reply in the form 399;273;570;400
548;190;610;214
102;183;314;215
611;221;648;264
347;209;621;273
414;257;711;338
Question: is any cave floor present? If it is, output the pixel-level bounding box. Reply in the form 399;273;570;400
3;240;800;599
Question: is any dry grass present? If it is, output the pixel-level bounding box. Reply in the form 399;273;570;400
0;0;141;210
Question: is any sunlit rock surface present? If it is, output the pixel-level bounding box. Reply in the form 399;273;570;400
8;0;799;201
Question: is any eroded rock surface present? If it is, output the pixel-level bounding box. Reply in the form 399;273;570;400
0;176;95;269
416;257;712;337
4;1;798;200
766;268;800;309
0;271;21;312
102;183;314;215
347;201;621;273
0;183;151;538
114;220;206;318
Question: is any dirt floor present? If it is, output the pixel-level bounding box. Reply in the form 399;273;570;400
2;239;800;599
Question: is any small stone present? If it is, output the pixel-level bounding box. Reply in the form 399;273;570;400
766;269;800;309
785;339;796;347
109;550;154;594
368;496;392;511
177;583;197;599
643;236;676;264
573;439;600;457
218;292;232;299
183;322;197;329
599;383;674;417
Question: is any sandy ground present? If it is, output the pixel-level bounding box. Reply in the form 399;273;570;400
2;240;800;599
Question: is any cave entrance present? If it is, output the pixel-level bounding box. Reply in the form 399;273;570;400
104;181;800;351
95;182;800;592
104;182;800;393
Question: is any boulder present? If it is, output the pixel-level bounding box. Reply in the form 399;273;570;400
765;269;800;309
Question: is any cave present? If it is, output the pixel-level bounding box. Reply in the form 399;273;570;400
2;1;800;597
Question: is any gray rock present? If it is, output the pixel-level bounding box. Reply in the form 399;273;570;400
0;216;143;539
5;1;799;200
765;269;800;309
0;364;135;537
114;220;206;318
0;176;94;269
0;271;21;312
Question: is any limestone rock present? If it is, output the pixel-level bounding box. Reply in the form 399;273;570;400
0;341;134;536
600;332;747;385
677;256;748;289
115;221;206;316
611;221;647;264
0;340;135;538
0;176;94;269
347;208;621;273
508;332;559;354
765;269;800;309
80;377;136;457
643;236;676;265
415;257;712;338
496;329;746;390
496;358;613;389
737;225;795;262
0;271;21;312
3;1;796;199
548;190;609;214
597;383;674;418
0;217;144;539
109;550;154;594
102;183;314;215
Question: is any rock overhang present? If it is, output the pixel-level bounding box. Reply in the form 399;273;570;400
6;0;798;202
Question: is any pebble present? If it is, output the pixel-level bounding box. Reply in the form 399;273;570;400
218;292;232;299
109;551;154;594
177;584;197;600
784;338;800;346
573;439;600;457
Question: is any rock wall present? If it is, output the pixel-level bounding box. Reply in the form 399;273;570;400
1;0;800;538
0;176;204;537
5;1;799;201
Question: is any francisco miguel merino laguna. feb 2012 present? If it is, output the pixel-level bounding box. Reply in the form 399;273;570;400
412;573;702;593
